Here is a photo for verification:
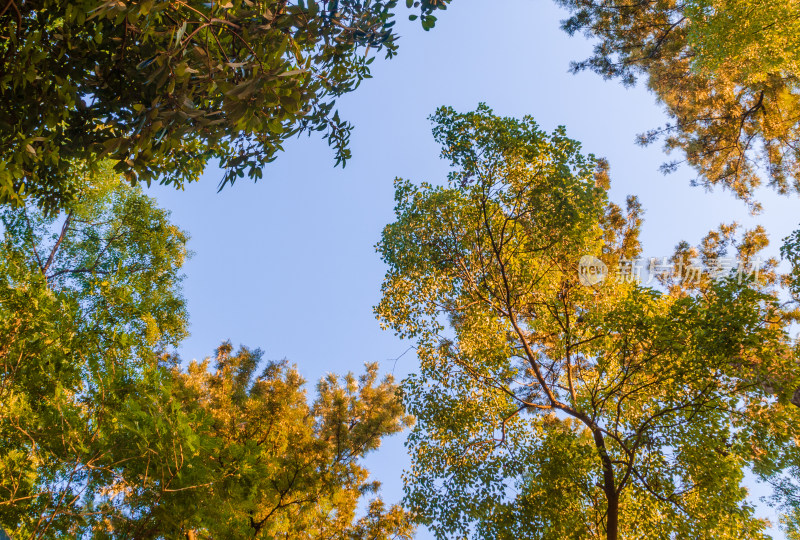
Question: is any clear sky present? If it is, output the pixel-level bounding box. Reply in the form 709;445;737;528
151;1;797;536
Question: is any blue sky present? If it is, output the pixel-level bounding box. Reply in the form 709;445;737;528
151;1;797;536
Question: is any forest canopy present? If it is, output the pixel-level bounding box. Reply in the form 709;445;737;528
2;1;800;539
0;0;451;213
557;0;800;209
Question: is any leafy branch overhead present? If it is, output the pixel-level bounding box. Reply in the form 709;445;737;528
557;0;800;209
0;0;451;213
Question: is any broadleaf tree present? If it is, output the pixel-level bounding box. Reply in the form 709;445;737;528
0;0;451;213
0;166;190;536
376;105;800;539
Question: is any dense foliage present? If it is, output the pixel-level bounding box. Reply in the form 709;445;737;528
0;0;451;212
376;106;800;539
3;2;800;539
685;0;800;83
0;173;411;538
0;170;189;535
557;0;800;209
159;344;414;538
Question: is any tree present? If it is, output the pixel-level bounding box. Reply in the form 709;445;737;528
556;0;800;210
376;106;800;539
0;165;189;536
0;0;452;213
0;166;413;538
685;0;800;85
109;343;414;538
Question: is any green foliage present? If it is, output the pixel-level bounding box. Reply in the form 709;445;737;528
0;166;412;538
782;229;800;304
686;0;800;84
122;343;415;538
0;167;189;536
556;0;800;209
77;343;414;538
376;106;800;539
0;0;452;213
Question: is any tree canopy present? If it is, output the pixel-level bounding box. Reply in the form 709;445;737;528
4;2;800;538
0;0;451;213
685;0;800;84
376;106;800;539
155;343;414;538
0;168;189;535
0;170;411;538
556;0;800;209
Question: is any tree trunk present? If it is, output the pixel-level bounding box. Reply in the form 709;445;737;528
605;489;619;540
592;428;619;540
